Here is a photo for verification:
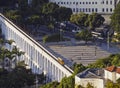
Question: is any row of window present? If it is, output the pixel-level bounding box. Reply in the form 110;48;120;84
72;8;113;13
57;1;97;5
56;0;113;5
102;8;113;12
101;0;112;4
73;8;98;13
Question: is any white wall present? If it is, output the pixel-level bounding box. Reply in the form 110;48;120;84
0;13;73;82
116;73;120;80
75;76;104;88
49;0;115;14
104;70;116;82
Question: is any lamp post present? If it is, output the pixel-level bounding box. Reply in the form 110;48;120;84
35;74;38;88
107;31;110;50
60;29;63;42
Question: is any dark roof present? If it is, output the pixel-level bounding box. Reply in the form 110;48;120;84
77;68;104;78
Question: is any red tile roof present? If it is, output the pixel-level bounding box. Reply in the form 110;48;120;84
105;66;120;74
116;68;120;74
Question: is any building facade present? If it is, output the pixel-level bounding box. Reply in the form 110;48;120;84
75;68;104;88
49;0;120;14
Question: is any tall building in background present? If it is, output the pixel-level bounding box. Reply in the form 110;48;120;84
49;0;120;14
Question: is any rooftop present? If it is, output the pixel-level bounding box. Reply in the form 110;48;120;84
77;68;104;78
105;66;120;74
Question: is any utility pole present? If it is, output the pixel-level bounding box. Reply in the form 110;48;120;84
60;29;63;42
107;31;110;50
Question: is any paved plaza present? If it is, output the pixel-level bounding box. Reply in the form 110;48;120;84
47;41;120;66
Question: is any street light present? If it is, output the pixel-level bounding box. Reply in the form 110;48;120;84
60;29;63;42
107;31;110;50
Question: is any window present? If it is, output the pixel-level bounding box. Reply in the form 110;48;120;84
83;2;85;4
76;2;78;5
73;2;75;4
80;8;81;12
67;2;69;4
102;1;104;4
86;8;88;12
83;8;85;12
73;8;75;12
89;8;91;12
61;2;63;4
92;8;94;12
64;2;65;4
86;2;88;4
76;8;79;12
95;8;98;12
89;2;91;4
110;1;112;4
106;1;108;4
102;8;104;12
80;2;81;4
92;2;94;4
58;2;59;4
106;8;108;12
95;2;97;4
110;8;112;12
70;2;72;4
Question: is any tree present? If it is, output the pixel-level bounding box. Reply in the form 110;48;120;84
75;85;84;88
40;81;59;88
5;10;22;24
75;30;92;44
73;63;87;75
111;54;120;66
12;46;25;63
26;15;42;25
54;7;72;21
106;80;120;88
117;78;120;83
86;13;105;29
0;47;9;69
57;76;75;88
31;0;48;8
70;12;88;26
86;83;94;88
0;0;17;7
111;3;120;33
42;2;59;22
0;65;36;88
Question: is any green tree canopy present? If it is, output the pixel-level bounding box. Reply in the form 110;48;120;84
111;3;120;33
53;7;72;21
70;12;88;26
57;76;75;88
42;2;59;16
75;30;92;44
86;13;105;29
73;63;87;75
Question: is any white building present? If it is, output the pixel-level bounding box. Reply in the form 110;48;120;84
75;68;104;88
104;66;120;83
49;0;120;14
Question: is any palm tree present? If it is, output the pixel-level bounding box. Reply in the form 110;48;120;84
0;38;5;47
0;47;9;69
12;46;25;66
6;39;15;50
6;50;16;71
